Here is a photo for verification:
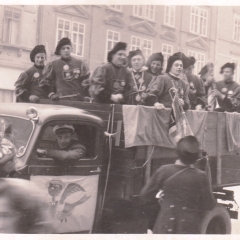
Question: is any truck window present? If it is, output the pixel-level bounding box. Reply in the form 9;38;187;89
0;116;33;157
37;121;97;160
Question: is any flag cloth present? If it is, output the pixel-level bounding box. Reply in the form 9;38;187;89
169;93;193;145
122;105;207;149
30;175;99;233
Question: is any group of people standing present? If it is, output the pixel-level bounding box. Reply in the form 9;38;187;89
15;37;239;113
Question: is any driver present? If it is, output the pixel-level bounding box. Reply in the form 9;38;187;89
37;124;86;162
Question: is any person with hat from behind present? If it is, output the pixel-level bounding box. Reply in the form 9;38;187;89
146;52;164;77
208;63;239;111
40;37;90;101
37;124;86;163
140;135;216;234
14;45;49;103
184;56;206;110
127;49;157;105
89;42;132;104
146;52;190;110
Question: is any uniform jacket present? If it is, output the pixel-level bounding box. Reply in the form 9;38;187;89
140;164;216;234
15;65;49;102
147;73;190;110
215;80;239;108
187;74;206;109
89;63;132;104
40;56;90;101
47;140;86;162
128;69;157;105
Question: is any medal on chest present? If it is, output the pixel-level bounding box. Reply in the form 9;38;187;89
135;94;141;102
63;65;69;71
34;72;40;78
221;87;228;94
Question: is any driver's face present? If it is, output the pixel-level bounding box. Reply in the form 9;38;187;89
56;132;73;149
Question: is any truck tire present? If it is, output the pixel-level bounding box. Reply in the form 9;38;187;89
200;203;231;234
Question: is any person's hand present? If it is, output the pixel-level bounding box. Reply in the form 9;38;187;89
29;95;40;103
195;104;202;111
212;89;224;99
154;102;165;110
49;93;59;100
110;94;123;103
178;98;184;106
37;148;47;157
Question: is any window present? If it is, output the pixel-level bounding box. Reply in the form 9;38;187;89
131;36;152;59
233;15;240;42
105;30;120;61
232;59;240;84
190;6;208;36
188;51;206;75
133;5;155;21
162;44;173;70
109;5;122;11
2;7;21;45
164;6;175;27
56;18;85;57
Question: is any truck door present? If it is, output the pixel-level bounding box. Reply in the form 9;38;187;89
27;120;103;234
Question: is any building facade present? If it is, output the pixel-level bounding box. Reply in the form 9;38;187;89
0;5;237;102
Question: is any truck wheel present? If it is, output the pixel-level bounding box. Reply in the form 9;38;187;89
200;203;231;234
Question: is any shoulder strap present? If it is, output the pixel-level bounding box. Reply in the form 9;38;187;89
164;167;190;185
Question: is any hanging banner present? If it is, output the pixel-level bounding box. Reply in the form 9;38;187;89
30;175;99;233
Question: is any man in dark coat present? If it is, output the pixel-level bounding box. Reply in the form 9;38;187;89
146;52;190;110
184;57;206;110
89;42;132;104
14;45;49;103
127;49;156;105
210;63;239;110
146;52;164;77
140;136;216;234
40;37;90;101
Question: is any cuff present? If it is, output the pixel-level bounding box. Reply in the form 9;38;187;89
48;92;55;98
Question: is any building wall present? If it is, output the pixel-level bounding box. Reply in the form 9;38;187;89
0;5;38;102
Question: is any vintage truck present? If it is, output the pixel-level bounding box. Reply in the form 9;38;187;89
0;100;239;234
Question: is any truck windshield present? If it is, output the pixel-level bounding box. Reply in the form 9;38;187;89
0;116;33;157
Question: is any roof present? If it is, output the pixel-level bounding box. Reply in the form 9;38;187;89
0;103;104;127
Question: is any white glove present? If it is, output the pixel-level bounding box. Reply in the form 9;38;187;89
154;102;165;110
110;94;123;103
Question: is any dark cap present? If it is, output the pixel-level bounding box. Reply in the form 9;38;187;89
54;37;72;55
146;52;164;67
30;45;46;62
53;124;74;135
220;62;235;74
107;42;127;63
127;49;144;67
166;52;189;73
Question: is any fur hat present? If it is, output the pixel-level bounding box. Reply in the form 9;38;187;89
146;52;164;67
54;37;72;55
166;52;189;73
30;45;46;62
220;62;235;74
127;49;144;67
107;42;127;63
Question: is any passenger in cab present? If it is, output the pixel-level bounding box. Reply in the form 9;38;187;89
89;42;132;104
40;37;90;101
14;45;49;103
184;57;206;110
37;124;86;162
146;52;164;77
140;136;216;234
146;52;190;110
208;63;239;111
127;49;156;105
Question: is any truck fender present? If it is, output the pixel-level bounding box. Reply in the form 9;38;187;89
200;203;231;234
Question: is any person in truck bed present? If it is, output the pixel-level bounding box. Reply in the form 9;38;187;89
37;124;86;162
140;136;216;234
14;45;49;103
